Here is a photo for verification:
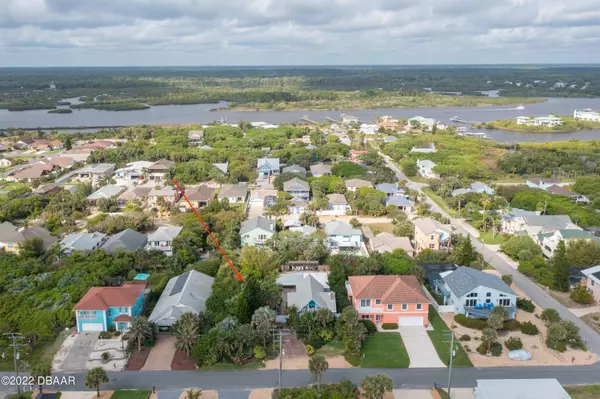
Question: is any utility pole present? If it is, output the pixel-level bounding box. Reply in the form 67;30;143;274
3;333;26;397
278;328;283;395
447;331;455;399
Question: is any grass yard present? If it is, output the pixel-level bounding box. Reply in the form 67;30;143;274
422;187;458;217
367;223;394;235
360;332;410;368
565;385;600;399
110;391;152;399
476;230;506;245
427;308;473;367
315;339;345;357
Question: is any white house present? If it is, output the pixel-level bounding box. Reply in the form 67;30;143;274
451;182;495;197
581;265;600;303
345;178;373;192
525;177;563;190
417;159;439;179
277;272;336;314
537;229;598;258
385;196;414;213
218;183;248;204
516;116;563;127
114;161;153;187
257;158;280;179
574;109;600;122
410;144;437;153
325;220;362;250
146;226;183;256
408;116;436;130
310;163;332;177
340;114;359;124
359;124;378;135
501;214;579;236
0;159;12;167
240;216;276;247
437;267;517;319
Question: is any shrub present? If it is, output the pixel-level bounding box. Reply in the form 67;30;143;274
520;321;539;335
381;323;398;330
254;345;266;360
501;275;513;286
101;352;110;362
454;314;487;330
305;344;315;356
99;331;112;339
541;308;561;325
503;320;521;331
490;342;503;357
360;319;377;335
570;286;594;304
476;342;488;355
505;337;523;350
516;298;535;313
459;334;471;342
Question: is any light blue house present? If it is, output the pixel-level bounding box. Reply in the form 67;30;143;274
74;284;146;332
283;178;310;200
240;216;276;247
257;158;280;179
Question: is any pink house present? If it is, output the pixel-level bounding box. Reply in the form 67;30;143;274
346;275;430;327
582;266;600;303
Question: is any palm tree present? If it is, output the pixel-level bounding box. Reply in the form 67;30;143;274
30;361;52;393
251;306;276;348
185;389;202;399
128;316;153;351
309;355;329;390
85;367;109;398
172;313;199;356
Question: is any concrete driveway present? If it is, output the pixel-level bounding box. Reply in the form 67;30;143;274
60;332;99;371
398;327;445;368
142;334;177;371
248;202;264;218
394;390;433;399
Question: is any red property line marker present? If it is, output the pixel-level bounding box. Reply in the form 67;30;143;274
172;179;243;281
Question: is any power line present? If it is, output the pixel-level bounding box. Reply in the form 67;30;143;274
2;333;27;397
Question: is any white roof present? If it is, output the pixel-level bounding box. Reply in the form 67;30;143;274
277;272;336;313
476;379;570;399
87;184;125;200
148;270;214;327
147;226;183;242
417;159;437;168
114;161;153;175
325;220;361;236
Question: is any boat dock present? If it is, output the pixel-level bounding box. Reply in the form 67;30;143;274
450;116;482;124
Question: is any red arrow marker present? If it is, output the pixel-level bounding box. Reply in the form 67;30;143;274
172;179;243;281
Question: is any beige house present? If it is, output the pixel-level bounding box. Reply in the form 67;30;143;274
369;232;414;256
414;218;451;252
0;222;57;254
582;266;600;303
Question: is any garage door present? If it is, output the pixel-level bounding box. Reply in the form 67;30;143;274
398;316;423;327
81;323;104;332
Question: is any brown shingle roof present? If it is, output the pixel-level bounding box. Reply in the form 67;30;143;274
348;275;429;304
73;285;145;311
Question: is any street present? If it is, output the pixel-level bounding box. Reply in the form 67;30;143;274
379;151;600;355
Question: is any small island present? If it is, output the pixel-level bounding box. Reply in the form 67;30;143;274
478;114;600;133
47;108;73;114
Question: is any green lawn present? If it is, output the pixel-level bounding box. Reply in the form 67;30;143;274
360;332;410;368
476;230;506;245
422;187;458;217
316;339;345;357
565;385;600;399
427;308;473;367
367;223;394;235
109;391;151;399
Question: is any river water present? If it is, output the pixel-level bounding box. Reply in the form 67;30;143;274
1;97;600;143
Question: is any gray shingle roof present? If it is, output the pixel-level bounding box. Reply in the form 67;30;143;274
277;272;336;313
87;184;125;200
523;215;575;229
101;228;147;254
146;226;183;242
325;220;361;236
283;178;309;192
385;196;413;207
148;270;214;327
218;183;248;199
257;158;280;171
282;164;307;175
443;266;515;298
240;216;275;235
60;232;107;252
375;183;399;194
310;163;332;176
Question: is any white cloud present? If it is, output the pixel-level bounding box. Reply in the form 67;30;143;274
0;0;598;65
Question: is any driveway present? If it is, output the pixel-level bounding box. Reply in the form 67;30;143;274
570;305;600;317
218;390;251;399
394;390;433;399
398;327;445;368
283;329;305;358
248;202;264;218
142;334;177;371
158;391;182;399
60;332;99;372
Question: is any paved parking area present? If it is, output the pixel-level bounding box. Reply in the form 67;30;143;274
282;329;305;357
60;333;99;371
398;327;445;368
143;334;177;370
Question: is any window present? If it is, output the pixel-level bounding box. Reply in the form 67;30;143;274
486;292;492;297
387;304;393;311
401;304;408;310
486;299;491;304
430;235;435;240
107;310;112;317
465;299;477;307
375;315;382;322
467;292;477;298
592;280;595;286
360;299;371;307
79;311;96;320
361;315;370;320
499;299;511;306
375;299;381;305
429;244;435;249
416;304;422;310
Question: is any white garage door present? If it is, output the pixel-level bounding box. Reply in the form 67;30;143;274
80;323;104;332
398;316;423;327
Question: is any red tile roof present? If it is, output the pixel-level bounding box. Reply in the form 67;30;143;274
348;275;429;304
112;314;132;322
73;285;144;311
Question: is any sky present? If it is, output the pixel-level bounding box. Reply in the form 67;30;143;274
1;0;600;66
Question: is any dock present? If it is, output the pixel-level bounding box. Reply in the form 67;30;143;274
450;116;482;125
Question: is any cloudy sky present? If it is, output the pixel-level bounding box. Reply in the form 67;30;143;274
1;0;599;66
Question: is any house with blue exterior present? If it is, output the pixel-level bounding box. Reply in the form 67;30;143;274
257;158;280;179
73;284;146;332
283;178;310;200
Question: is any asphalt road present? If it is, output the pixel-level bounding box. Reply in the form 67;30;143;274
3;364;600;394
379;151;600;355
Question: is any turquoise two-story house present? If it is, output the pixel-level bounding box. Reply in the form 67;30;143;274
73;284;146;332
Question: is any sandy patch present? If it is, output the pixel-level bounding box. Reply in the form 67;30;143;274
52;332;78;371
249;389;274;399
443;290;597;367
263;354;353;370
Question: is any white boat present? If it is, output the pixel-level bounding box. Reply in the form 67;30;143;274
515;104;525;110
